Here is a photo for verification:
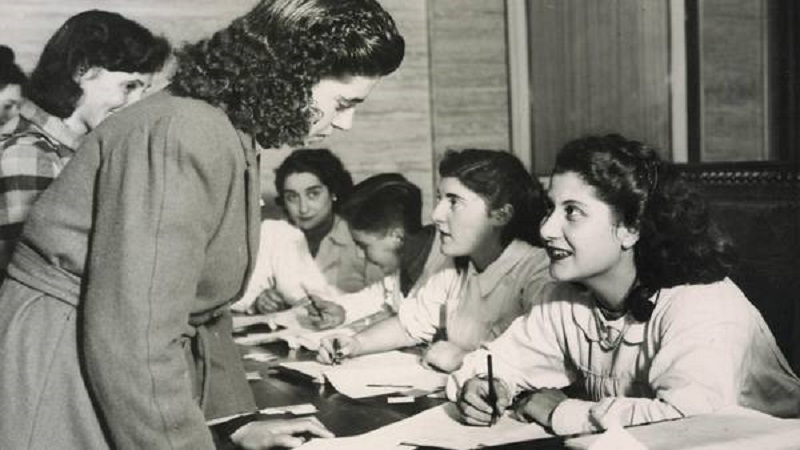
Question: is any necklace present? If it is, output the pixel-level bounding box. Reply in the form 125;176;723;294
592;307;631;351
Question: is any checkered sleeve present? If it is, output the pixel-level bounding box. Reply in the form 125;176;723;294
0;136;60;270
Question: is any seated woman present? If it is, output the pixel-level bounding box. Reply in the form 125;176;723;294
318;149;552;372
274;148;383;295
0;11;170;274
450;134;800;435
327;173;450;326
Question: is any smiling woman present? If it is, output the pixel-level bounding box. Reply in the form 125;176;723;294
0;10;170;276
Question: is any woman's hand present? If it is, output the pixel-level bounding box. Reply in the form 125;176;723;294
317;335;361;364
455;376;513;426
509;388;568;428
422;340;467;372
230;417;334;449
305;296;345;330
253;288;290;314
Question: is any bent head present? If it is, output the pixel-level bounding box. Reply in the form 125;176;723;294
341;173;422;274
172;0;405;148
0;45;27;129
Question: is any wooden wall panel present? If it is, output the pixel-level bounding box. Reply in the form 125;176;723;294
527;0;672;173
427;0;511;171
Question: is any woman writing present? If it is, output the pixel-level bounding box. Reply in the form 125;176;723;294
318;149;551;373
0;1;404;449
450;134;800;435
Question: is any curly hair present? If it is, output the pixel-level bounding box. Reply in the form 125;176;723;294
170;0;405;149
25;10;170;118
439;149;547;247
552;134;736;320
275;148;353;211
340;173;422;235
0;45;27;89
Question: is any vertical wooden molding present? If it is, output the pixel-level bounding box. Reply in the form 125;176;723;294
506;0;533;172
426;0;439;196
670;0;688;163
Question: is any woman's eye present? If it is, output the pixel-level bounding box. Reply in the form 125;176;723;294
284;194;299;204
564;205;582;220
307;190;320;200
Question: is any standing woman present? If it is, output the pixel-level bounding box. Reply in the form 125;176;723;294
0;1;404;449
0;11;171;274
0;45;27;138
451;134;800;434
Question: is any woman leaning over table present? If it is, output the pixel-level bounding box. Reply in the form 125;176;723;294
0;0;404;449
0;11;170;275
450;134;800;435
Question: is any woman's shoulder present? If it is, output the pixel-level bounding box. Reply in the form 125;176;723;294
509;240;552;274
652;278;753;322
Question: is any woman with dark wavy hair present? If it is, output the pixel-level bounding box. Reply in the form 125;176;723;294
451;134;800;434
0;45;27;137
0;11;170;275
0;1;404;449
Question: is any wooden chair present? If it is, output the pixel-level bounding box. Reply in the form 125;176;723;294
677;161;800;374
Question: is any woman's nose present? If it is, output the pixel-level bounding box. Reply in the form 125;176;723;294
430;199;447;224
539;210;558;241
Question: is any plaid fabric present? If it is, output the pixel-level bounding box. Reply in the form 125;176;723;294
0;101;79;271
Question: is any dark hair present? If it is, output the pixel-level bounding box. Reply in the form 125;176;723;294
552;134;736;320
439;149;546;247
275;148;353;211
24;10;170;119
0;45;27;89
170;0;405;149
340;173;422;236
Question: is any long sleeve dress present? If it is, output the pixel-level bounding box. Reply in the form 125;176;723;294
448;279;800;435
0;91;260;449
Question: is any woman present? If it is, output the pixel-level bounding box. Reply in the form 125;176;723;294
0;1;404;449
318;149;552;373
0;45;26;137
0;11;171;274
274;148;383;294
450;134;800;435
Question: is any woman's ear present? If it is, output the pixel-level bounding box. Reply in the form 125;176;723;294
616;225;640;250
74;66;101;84
489;204;514;227
389;226;405;243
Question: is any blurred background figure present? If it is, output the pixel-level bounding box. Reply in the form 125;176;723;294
0;11;170;276
0;45;27;138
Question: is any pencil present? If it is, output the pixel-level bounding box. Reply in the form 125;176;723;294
366;384;414;388
487;354;499;426
332;338;342;365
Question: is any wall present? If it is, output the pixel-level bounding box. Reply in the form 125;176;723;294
0;0;512;220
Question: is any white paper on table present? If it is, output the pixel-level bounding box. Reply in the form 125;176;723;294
280;350;447;398
356;402;552;450
296;436;415;450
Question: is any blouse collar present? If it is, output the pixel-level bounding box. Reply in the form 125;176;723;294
18;100;83;150
467;239;536;298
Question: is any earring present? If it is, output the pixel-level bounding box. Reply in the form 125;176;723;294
332;195;338;202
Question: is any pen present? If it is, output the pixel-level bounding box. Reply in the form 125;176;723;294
366;384;414;388
487;354;499;426
331;338;342;365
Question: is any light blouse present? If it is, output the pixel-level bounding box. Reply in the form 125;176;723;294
448;279;800;435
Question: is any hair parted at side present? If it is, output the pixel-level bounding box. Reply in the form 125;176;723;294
340;173;422;236
275;148;354;211
0;45;27;89
552;134;737;320
170;0;405;149
439;149;547;247
25;10;170;118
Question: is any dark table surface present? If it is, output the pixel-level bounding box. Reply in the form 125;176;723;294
239;340;571;449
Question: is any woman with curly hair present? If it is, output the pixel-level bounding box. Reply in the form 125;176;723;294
450;134;800;435
318;149;552;373
0;0;404;449
0;11;170;275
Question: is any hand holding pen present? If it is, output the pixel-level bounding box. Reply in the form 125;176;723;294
316;335;360;365
303;294;345;330
455;357;512;426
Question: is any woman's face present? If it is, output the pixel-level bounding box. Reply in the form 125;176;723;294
350;228;403;275
0;83;23;127
306;75;381;144
72;68;152;133
431;177;496;258
282;172;334;231
539;171;637;284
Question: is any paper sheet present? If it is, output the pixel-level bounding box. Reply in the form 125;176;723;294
298;403;552;450
278;350;445;398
